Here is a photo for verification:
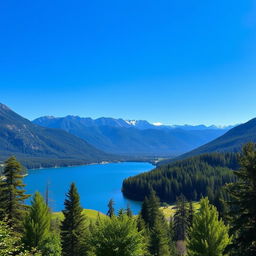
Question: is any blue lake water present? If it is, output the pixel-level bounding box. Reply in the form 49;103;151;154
24;162;154;214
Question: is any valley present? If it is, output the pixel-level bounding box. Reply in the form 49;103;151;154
1;1;254;254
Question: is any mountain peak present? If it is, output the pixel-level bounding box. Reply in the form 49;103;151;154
125;120;137;126
0;103;109;167
0;103;11;111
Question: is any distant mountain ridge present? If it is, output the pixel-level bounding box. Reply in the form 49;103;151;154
33;115;233;157
0;103;112;168
159;117;256;165
34;115;234;131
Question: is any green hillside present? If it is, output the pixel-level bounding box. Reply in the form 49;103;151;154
0;103;113;168
52;209;107;223
167;118;256;162
122;152;238;203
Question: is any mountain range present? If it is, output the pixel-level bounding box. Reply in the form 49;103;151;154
34;115;233;131
33;116;232;157
3;102;252;169
174;117;256;159
0;103;112;168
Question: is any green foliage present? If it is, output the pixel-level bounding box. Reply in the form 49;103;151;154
139;190;171;256
174;196;190;241
23;192;51;248
107;199;115;218
40;233;62;256
61;183;87;256
188;201;194;228
90;214;145;256
122;152;237;204
187;198;231;256
22;192;61;255
227;143;256;255
0;220;24;255
169;219;178;256
126;205;133;217
149;216;170;256
0;156;30;231
0;220;41;256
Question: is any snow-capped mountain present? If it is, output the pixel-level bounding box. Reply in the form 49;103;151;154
33;116;234;157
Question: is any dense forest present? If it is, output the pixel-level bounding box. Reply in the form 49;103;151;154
0;143;256;255
122;152;239;203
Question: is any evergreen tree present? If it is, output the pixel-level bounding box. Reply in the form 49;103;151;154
169;218;178;256
107;199;115;218
188;201;194;229
212;188;229;224
174;195;189;241
227;143;256;256
22;192;61;255
122;152;237;204
0;156;30;231
61;183;86;256
118;208;125;217
139;190;170;256
187;197;231;256
140;196;150;226
126;205;133;217
149;216;171;256
23;192;51;250
90;214;145;256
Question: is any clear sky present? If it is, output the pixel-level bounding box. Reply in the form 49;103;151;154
0;0;256;125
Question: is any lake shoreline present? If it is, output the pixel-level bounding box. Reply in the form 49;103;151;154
27;159;157;171
25;162;154;214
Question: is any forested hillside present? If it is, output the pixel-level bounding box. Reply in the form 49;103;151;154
122;152;238;203
166;117;256;162
1;144;256;255
0;103;112;168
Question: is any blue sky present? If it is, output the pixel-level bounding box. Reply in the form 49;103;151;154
0;0;256;125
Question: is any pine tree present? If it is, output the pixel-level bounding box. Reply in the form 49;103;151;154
118;208;125;217
188;201;194;229
169;218;178;256
22;192;61;255
150;216;171;256
174;195;189;241
0;156;30;231
126;205;133;217
107;199;115;218
23;192;51;250
227;143;256;256
61;183;86;256
139;190;170;256
187;197;231;256
140;196;150;226
213;188;229;224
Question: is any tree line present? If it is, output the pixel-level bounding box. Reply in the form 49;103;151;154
122;152;238;203
0;143;256;255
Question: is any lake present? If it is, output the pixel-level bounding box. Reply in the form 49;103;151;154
24;162;154;214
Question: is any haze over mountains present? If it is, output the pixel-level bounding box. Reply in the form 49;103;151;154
33;115;233;157
0;103;111;168
173;117;256;161
34;116;233;131
3;102;253;170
